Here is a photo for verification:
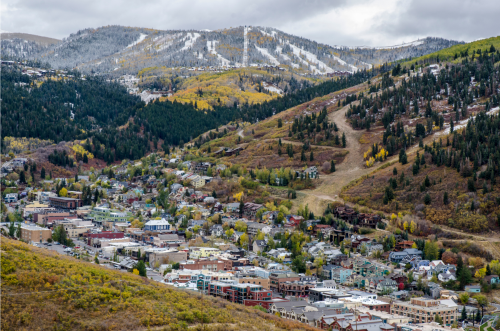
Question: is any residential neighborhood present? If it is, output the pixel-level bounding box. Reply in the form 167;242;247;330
1;152;499;331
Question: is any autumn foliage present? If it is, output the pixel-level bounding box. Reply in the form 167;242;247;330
1;238;320;331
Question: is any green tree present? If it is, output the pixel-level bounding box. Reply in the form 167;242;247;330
342;133;346;147
424;241;439;260
292;256;306;273
309;151;314;161
459;265;472;290
424;193;431;205
8;221;16;237
434;314;443;325
443;192;449;205
41;167;46;179
461;306;467;321
474;294;488;318
95;255;100;264
135;260;147;277
330;160;336;172
19;171;26;183
16;223;21;238
360;244;367;256
459;292;469;305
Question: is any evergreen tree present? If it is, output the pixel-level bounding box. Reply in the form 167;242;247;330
330;160;336;173
8;221;16;237
19;171;26;183
309;151;314;161
16;223;21;238
136;260;147;277
342;133;346;147
301;150;306;162
461;306;467;321
41;167;46;179
443;192;449;205
459;265;472;290
239;200;244;218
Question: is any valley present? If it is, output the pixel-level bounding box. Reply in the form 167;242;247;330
2;21;500;331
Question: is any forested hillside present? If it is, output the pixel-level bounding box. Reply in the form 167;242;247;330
342;43;500;233
1;63;378;163
0;238;319;331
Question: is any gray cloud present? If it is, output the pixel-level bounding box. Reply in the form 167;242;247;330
373;0;500;43
1;0;499;46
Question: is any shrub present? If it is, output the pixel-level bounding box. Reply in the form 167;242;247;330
358;227;375;235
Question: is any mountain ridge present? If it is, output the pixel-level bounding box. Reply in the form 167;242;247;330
1;25;462;76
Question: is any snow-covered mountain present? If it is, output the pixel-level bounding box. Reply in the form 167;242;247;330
1;25;462;76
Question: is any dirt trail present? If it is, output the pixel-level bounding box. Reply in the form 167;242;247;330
264;138;346;150
293;98;425;215
293;101;391;213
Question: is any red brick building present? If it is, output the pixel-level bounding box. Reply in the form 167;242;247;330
362;299;392;313
179;259;225;272
85;231;125;246
269;272;301;292
49;197;83;209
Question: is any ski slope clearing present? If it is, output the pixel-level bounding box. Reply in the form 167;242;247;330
288;44;336;74
375;40;424;50
275;46;299;68
255;45;280;65
181;32;200;51
207;40;231;66
126;33;148;49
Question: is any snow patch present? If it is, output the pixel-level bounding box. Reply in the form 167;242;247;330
181;32;200;51
254;45;280;66
207;40;230;66
276;46;298;68
259;29;277;38
126;33;148;49
374;40;424;50
288;44;339;74
437;107;500;136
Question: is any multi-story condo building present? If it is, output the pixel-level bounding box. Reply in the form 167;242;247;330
391;298;458;324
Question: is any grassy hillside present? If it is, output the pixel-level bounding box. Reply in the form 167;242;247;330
0;32;60;46
0;238;319;331
191;76;369;171
402;36;500;66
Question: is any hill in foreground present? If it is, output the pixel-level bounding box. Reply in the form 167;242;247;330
0;238;319;331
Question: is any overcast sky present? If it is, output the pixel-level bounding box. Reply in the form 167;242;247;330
2;0;499;47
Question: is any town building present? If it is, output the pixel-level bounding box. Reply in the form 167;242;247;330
144;219;171;231
391;298;458;324
269;272;301;292
48;196;83;209
20;224;52;243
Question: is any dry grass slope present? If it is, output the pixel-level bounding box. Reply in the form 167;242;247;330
0;238;320;331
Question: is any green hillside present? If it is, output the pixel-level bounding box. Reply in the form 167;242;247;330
0;238;319;331
403;36;500;65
